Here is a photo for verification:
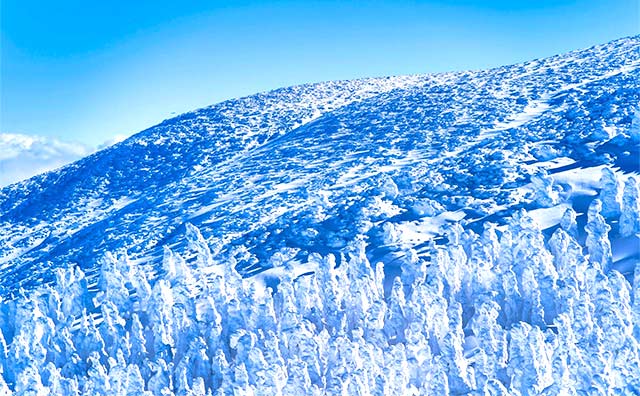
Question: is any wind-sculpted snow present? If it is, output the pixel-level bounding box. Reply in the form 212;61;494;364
0;37;639;394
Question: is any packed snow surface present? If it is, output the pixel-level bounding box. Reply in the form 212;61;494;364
0;36;639;395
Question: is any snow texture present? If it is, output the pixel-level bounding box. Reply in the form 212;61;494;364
0;36;639;395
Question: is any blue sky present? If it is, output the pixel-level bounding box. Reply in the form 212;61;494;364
1;0;638;146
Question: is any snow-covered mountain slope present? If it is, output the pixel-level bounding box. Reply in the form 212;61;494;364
0;133;91;188
1;37;638;293
0;36;639;395
0;75;429;291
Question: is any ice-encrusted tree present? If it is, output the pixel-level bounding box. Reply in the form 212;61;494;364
0;204;637;395
629;107;640;143
598;167;621;218
584;199;612;271
559;207;579;239
530;171;559;207
620;176;640;237
468;300;508;389
507;322;553;396
548;220;586;286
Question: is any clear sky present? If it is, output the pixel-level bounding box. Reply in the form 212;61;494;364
1;0;638;146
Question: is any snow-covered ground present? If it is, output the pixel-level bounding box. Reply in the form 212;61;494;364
0;36;639;395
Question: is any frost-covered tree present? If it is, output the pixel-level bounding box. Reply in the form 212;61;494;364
629;107;640;143
599;167;622;218
559;207;579;239
634;262;640;340
530;171;559;207
548;226;586;286
0;209;636;396
620;176;640;237
584;199;612;271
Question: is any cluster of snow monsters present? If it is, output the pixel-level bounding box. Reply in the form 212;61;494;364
1;169;639;396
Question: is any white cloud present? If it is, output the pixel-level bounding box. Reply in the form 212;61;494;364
0;133;129;188
96;134;129;150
